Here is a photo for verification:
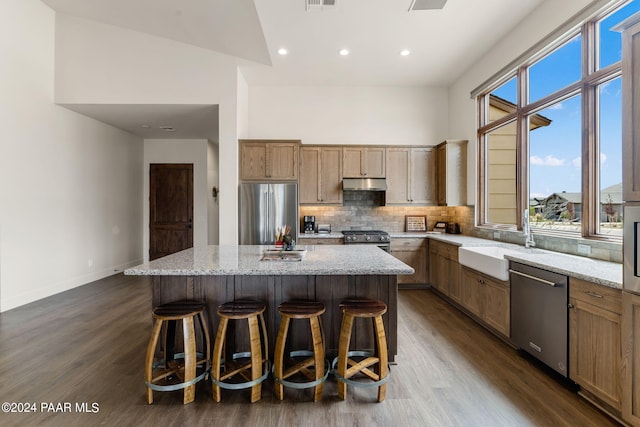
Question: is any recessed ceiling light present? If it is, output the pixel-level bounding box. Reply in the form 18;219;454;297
338;48;350;56
160;126;175;132
400;49;411;56
277;47;288;55
141;124;150;128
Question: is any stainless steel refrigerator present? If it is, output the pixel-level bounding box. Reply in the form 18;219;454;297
239;182;298;245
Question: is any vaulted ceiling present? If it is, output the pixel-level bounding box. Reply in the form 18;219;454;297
41;0;546;138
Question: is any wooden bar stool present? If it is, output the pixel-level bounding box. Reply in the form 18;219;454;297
144;301;211;404
333;298;390;402
211;300;269;403
273;300;328;401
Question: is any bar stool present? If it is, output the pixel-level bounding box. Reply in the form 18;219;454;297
333;298;390;402
273;300;328;401
144;301;211;404
211;300;269;403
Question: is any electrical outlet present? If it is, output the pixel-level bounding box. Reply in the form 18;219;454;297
577;244;591;255
88;259;94;268
493;231;500;239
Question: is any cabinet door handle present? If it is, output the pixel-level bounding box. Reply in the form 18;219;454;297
584;290;603;298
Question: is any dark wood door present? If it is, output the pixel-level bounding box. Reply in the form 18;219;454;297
149;164;194;260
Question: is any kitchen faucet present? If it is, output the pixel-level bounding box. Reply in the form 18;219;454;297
523;210;536;248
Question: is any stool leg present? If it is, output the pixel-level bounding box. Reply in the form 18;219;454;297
182;316;197;404
337;313;354;400
248;315;263;403
310;316;325;402
374;315;388;402
198;312;211;373
145;318;163;404
211;317;228;402
274;316;291;400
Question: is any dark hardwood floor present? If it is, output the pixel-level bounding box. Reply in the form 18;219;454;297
0;275;619;426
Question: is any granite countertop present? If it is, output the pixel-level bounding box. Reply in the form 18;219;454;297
124;245;414;276
297;232;344;239
425;234;622;289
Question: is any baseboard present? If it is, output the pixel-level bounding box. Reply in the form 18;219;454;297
398;283;430;290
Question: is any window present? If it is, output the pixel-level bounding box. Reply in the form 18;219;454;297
477;0;639;240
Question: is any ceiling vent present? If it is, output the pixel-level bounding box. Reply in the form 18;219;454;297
409;0;447;11
306;0;336;11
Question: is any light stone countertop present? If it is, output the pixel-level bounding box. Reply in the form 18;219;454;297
297;233;344;239
124;245;414;276
425;234;622;289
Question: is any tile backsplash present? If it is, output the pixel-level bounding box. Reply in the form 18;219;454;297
300;204;622;263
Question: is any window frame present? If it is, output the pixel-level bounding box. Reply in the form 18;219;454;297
476;4;626;243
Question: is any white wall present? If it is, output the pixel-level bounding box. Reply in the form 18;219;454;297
54;13;241;244
248;86;448;145
0;0;144;312
207;141;220;245
448;0;596;206
143;139;210;260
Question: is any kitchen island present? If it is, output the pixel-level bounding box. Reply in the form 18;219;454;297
125;245;414;361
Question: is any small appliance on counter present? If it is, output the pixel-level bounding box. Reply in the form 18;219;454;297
303;215;316;234
433;222;448;233
446;223;461;234
317;224;331;234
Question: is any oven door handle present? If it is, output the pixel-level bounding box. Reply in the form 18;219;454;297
509;269;557;287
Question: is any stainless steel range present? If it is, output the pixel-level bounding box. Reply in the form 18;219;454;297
342;230;391;252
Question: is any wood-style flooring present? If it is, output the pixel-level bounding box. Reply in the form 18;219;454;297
0;274;619;426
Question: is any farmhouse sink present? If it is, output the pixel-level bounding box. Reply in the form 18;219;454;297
458;246;522;281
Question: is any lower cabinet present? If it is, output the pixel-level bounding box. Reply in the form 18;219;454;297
569;278;622;414
460;266;510;337
391;238;427;285
622;290;640;426
299;237;343;245
428;240;461;302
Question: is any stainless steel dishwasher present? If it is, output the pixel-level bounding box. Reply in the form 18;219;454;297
509;261;569;377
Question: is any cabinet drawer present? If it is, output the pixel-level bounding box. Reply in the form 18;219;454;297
391;238;426;250
430;240;459;261
570;278;621;314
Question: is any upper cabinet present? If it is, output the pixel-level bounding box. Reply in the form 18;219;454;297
436;140;467;206
343;146;386;178
299;146;343;204
240;140;300;181
386;147;436;205
619;15;640;201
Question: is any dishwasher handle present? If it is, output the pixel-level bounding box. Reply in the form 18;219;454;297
509;269;557;287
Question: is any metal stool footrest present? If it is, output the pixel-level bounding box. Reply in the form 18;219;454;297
272;350;330;390
146;352;209;392
331;351;391;389
210;352;270;390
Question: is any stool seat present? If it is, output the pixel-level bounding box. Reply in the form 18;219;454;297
154;302;205;319
335;298;389;402
211;299;269;403
340;299;387;317
274;300;327;401
145;300;210;405
279;300;326;318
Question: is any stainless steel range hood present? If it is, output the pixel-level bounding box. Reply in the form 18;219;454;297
342;178;387;191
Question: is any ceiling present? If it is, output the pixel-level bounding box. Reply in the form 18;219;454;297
41;0;546;139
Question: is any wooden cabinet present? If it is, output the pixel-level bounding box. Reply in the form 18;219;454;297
460;266;510;337
436;140;467;206
298;237;343;245
569;278;622;414
622;291;640;425
299;146;343;204
343;146;385;178
240;140;299;181
428;240;461;303
391;238;427;285
386;147;436;205
619;15;640;201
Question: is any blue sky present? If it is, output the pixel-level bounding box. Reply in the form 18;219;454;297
492;0;640;199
